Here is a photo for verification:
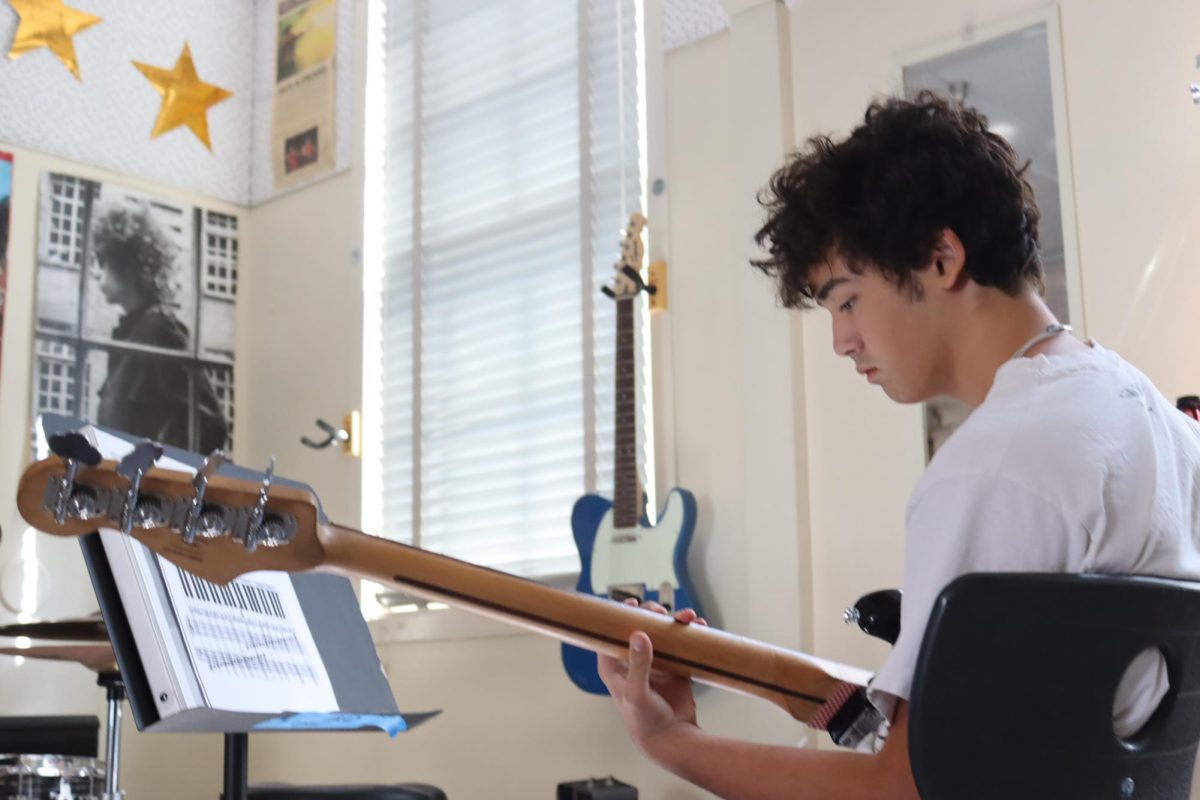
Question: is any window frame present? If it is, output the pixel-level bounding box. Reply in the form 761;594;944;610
360;0;667;638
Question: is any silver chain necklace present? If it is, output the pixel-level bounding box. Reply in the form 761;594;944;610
1011;323;1072;360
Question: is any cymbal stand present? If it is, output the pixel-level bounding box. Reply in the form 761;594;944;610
97;671;126;800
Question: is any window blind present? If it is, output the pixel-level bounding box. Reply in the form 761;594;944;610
365;0;648;581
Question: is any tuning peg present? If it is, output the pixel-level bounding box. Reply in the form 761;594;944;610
48;432;102;466
116;442;164;480
244;457;297;551
115;442;163;534
247;510;297;551
181;450;228;544
46;432;102;524
235;457;275;552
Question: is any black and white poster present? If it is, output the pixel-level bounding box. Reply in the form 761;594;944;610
33;172;237;454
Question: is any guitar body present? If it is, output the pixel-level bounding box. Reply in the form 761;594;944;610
562;487;701;694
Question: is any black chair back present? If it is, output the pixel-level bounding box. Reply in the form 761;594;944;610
908;573;1200;800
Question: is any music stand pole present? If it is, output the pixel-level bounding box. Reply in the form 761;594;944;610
98;671;125;800
224;733;248;800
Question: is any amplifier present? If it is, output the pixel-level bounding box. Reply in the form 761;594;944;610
556;776;637;799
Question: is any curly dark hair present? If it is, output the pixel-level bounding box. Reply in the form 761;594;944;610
753;90;1043;308
91;206;177;305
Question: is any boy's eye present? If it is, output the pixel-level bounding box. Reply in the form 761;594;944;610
839;297;857;313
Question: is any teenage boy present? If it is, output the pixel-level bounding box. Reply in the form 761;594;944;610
599;91;1200;800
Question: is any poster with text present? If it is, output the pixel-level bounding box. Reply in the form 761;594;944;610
0;152;12;381
272;0;337;190
33;172;238;454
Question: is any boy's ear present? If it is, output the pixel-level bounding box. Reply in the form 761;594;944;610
931;228;967;290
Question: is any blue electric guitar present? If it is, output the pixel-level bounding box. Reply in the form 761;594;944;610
561;214;703;695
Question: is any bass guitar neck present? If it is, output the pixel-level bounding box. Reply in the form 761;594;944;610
317;521;879;746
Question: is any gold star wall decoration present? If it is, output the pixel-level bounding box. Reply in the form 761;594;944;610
133;43;233;151
6;0;102;81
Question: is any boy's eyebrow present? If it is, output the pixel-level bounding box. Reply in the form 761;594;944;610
814;276;850;305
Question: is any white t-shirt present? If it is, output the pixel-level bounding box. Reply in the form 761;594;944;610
868;341;1200;737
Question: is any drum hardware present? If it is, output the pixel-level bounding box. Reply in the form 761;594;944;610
0;622;126;799
97;672;125;800
0;753;105;799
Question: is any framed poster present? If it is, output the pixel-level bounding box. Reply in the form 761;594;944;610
32;172;238;454
272;0;337;190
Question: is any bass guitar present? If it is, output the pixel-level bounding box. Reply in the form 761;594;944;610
16;432;882;749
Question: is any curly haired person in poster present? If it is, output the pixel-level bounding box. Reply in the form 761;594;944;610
90;206;228;453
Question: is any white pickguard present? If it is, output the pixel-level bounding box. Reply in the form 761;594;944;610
589;491;689;595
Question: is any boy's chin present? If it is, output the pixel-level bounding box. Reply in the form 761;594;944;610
882;384;931;405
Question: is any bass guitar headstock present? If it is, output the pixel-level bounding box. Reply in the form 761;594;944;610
601;212;655;303
16;431;326;585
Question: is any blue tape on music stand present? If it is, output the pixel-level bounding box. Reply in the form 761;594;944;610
253;712;409;737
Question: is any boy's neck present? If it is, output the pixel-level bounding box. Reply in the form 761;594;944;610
944;290;1084;408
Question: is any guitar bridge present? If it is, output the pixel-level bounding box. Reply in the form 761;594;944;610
657;582;674;611
607;583;676;612
607;584;645;604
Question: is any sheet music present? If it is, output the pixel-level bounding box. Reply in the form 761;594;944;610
159;565;338;713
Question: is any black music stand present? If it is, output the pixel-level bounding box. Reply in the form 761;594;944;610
40;414;439;800
80;534;439;800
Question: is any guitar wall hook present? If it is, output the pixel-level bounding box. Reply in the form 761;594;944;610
300;412;361;457
301;419;347;450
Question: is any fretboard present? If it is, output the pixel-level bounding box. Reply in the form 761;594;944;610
612;298;641;528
